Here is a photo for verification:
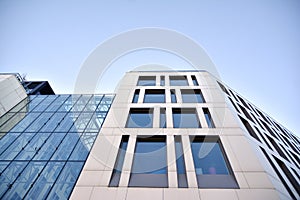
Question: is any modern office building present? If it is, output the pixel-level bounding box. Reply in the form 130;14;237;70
0;70;299;200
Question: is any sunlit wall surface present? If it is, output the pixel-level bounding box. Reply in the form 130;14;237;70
0;94;114;199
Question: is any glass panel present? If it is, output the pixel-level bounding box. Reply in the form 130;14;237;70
25;162;65;199
47;162;84;199
170;89;177;103
160;108;166;128
50;133;80;161
126;108;153;128
33;133;66;160
57;95;81;112
69;138;90;161
160;76;165;86
0;161;27;197
45;95;70;112
203;108;215;128
129;136;168;187
40;112;66;132
24;112;53;132
2;112;40;132
169;76;188;86
181;89;205;103
191;75;199;86
172;108;201;128
144;89;165;103
174;136;188;188
190;137;229;175
0;132;35;160
54;113;79;132
2;162;45;199
132;89;140;103
15;132;51;160
31;95;57;112
71;95;91;112
0;133;21;155
109;136;129;187
137;76;156;86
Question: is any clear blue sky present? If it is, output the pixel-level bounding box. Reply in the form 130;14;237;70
0;0;299;136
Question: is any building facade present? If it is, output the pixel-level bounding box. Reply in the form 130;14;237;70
0;70;299;199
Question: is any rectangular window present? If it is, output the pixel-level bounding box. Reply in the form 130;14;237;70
126;108;153;128
109;135;129;187
203;108;215;128
143;89;165;103
129;136;168;187
181;89;205;103
160;108;166;128
191;75;199;86
174;136;188;188
132;89;140;103
137;76;156;86
169;76;188;86
172;108;201;128
160;76;165;86
170;89;177;103
190;136;238;188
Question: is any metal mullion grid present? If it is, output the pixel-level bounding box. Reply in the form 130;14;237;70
0;160;33;199
44;95;71;112
44;95;109;199
0;110;58;162
31;95;60;113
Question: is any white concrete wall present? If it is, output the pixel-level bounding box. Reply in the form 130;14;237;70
0;75;27;117
71;71;283;200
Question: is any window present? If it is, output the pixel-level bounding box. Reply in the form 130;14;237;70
129;136;168;187
132;89;140;103
190;136;238;188
160;76;165;86
126;108;153;128
172;108;201;128
160;108;166;128
181;89;205;103
203;108;215;128
191;75;199;86
137;76;156;86
174;136;188;188
170;89;177;103
109;136;129;187
169;76;188;86
143;89;165;103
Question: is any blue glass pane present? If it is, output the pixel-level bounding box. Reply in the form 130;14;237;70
160;76;165;86
33;133;66;160
85;113;105;132
191;75;199;86
203;108;215;128
181;89;205;103
131;139;167;174
51;133;80;160
144;90;165;103
71;95;91;112
47;162;84;199
137;76;156;86
32;96;57;112
57;95;81;112
191;141;229;175
172;109;201;128
16;132;51;160
45;95;70;112
25;162;65;199
25;112;53;132
0;132;35;160
0;161;27;197
2;162;45;199
8;97;31;113
40;112;66;132
0;161;9;173
170;76;188;86
71;112;94;132
160;109;166;128
69;139;89;161
126;109;153;128
7;112;41;132
132;90;139;103
171;90;177;103
54;113;79;132
0;133;21;155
